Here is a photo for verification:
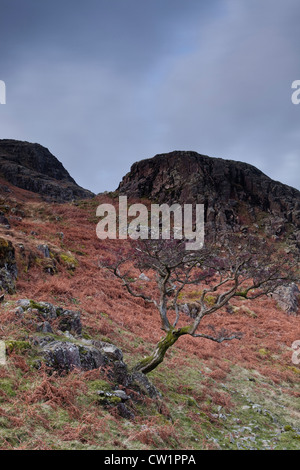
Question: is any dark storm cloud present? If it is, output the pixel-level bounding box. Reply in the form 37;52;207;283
0;0;299;192
154;0;300;190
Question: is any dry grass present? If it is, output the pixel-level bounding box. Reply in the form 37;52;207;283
0;189;299;449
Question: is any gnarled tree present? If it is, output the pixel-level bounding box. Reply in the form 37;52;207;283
100;235;298;375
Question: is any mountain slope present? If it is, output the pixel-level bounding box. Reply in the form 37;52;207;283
0;144;299;450
0;139;94;202
0;191;299;450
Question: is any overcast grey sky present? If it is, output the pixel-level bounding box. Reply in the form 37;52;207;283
0;0;299;192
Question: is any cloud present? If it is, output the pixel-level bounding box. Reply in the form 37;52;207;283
0;0;299;192
154;0;300;189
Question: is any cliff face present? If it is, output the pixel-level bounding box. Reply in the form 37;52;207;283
118;151;300;246
0;140;94;202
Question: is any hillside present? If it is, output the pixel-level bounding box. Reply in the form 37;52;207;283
0;140;94;202
0;148;299;450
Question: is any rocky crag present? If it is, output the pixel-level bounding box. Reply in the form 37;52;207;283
0;139;94;202
118;151;300;249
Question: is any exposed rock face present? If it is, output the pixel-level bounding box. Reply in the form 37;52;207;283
272;283;300;315
40;339;108;372
0;139;94;202
118;151;300;237
0;237;17;293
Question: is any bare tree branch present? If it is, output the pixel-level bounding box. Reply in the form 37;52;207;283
99;235;299;374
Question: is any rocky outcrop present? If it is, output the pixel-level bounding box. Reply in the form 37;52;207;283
118;151;300;237
0;214;10;229
0;237;17;293
0;140;94;202
13;299;161;408
16;299;83;335
37;338;111;372
272;283;300;315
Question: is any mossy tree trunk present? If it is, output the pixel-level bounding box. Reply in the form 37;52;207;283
133;327;190;375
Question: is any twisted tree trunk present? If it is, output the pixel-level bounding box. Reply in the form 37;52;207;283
133;327;190;375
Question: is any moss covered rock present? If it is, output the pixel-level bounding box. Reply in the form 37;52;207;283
18;299;83;335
